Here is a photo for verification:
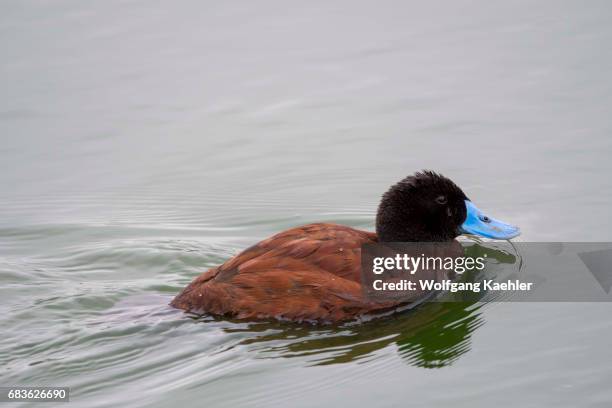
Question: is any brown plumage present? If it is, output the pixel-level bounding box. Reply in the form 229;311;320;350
170;223;400;323
170;171;519;323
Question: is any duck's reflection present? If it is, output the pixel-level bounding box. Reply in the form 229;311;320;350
207;242;517;368
221;301;481;368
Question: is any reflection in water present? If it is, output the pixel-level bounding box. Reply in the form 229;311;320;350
220;302;483;368
203;242;517;369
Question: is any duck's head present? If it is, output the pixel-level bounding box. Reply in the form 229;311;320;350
376;170;520;242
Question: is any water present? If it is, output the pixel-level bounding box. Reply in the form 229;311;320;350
1;1;612;406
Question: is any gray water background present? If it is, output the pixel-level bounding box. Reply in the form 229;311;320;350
1;1;612;407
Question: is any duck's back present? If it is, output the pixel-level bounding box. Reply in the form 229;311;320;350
170;223;397;322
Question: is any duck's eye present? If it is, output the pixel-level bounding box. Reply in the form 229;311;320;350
435;195;447;205
479;215;491;223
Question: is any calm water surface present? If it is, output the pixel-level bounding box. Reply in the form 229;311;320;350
1;1;612;407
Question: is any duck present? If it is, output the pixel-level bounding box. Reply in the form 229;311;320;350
170;170;520;323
